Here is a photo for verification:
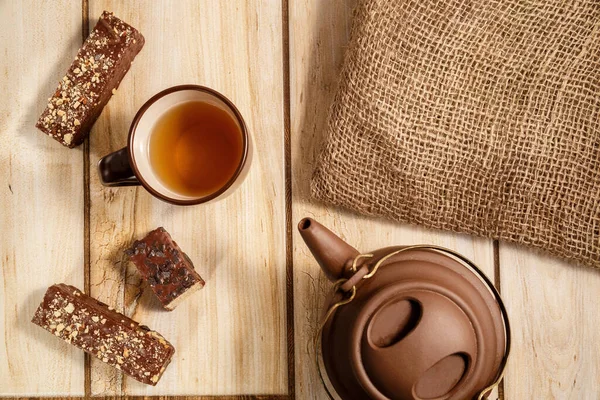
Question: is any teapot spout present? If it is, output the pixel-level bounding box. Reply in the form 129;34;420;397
298;218;359;281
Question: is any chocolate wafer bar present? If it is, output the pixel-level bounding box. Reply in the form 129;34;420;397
126;227;205;310
36;11;144;148
31;284;174;385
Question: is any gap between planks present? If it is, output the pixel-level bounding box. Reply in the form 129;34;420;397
81;0;92;398
493;240;504;400
281;0;296;398
11;397;289;400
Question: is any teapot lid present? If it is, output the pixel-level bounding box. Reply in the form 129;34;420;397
319;246;510;400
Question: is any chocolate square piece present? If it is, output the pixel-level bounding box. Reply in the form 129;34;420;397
36;11;144;148
32;284;174;385
126;227;205;310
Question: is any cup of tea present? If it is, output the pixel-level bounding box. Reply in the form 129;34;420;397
98;85;252;205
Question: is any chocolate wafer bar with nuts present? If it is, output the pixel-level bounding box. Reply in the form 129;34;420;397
126;227;205;311
36;11;144;148
31;283;174;385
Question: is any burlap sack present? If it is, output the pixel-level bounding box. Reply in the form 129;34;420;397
312;0;600;268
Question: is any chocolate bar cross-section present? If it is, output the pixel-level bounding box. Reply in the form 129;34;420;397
126;227;205;310
32;284;174;385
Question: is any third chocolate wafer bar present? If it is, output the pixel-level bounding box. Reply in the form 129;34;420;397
32;284;174;385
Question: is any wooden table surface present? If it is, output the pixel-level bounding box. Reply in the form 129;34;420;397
1;1;599;399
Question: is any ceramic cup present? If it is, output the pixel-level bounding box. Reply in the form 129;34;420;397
98;85;252;205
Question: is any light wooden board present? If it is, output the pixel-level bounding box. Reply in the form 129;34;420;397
0;0;85;395
499;245;600;400
288;1;497;399
3;1;600;399
87;0;287;396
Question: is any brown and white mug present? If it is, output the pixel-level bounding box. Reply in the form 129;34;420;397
97;85;252;205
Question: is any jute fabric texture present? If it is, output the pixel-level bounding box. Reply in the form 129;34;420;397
312;0;600;267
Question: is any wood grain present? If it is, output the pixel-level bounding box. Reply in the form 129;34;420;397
0;0;85;395
288;0;499;398
499;245;600;400
4;1;600;399
87;0;287;396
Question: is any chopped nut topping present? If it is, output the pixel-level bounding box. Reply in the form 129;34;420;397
64;303;75;313
63;134;74;145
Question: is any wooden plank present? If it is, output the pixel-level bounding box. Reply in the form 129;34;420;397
87;0;287;396
0;0;85;395
288;0;499;399
499;245;600;399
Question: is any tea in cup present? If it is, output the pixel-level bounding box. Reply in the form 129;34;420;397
98;85;252;205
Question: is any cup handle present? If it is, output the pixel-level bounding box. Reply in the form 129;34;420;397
97;147;140;187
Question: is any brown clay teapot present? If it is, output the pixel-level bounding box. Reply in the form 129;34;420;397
298;218;510;400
